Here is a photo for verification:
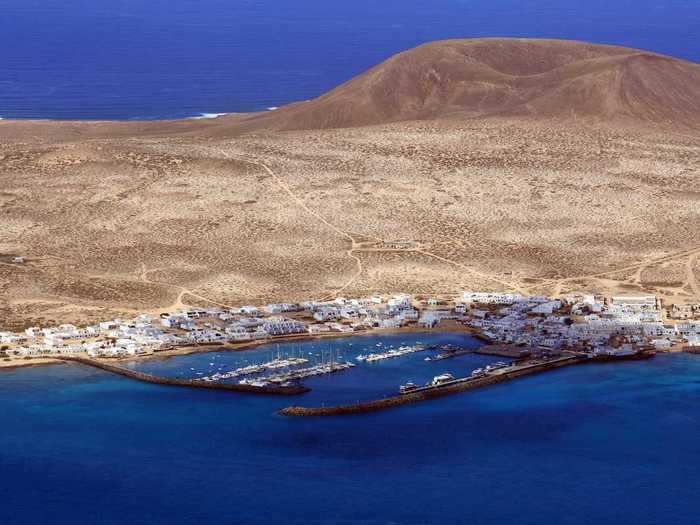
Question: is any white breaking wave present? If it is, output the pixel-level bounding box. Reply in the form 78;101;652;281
266;106;279;111
190;112;228;120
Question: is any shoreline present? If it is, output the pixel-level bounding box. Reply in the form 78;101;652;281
0;357;63;371
2;321;692;373
0;110;248;124
0;321;483;372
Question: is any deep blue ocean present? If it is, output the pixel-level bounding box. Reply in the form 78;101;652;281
2;2;700;522
1;332;700;524
0;0;698;120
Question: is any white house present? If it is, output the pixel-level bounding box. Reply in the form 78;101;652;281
262;317;306;336
388;294;412;310
531;301;562;315
611;295;657;310
238;306;259;316
463;292;523;305
314;307;339;322
264;304;284;315
308;324;331;335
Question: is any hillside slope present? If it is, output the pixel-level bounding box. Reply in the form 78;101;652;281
230;38;700;131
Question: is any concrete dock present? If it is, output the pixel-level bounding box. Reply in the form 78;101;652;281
475;344;533;358
279;355;583;416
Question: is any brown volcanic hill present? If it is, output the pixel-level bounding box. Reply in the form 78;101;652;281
229;38;700;132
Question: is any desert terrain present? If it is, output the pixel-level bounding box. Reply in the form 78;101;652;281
0;39;698;329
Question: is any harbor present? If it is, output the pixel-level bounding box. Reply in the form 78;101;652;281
279;350;659;417
187;345;356;387
68;323;661;411
118;331;490;403
279;355;585;416
22;286;689;416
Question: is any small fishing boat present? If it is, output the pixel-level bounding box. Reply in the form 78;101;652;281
399;382;418;394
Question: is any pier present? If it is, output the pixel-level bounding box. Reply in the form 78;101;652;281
196;357;309;382
475;344;534;358
357;344;427;362
425;345;473;361
266;361;355;384
58;356;309;396
279;356;584;416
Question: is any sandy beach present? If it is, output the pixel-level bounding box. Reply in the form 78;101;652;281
0;357;62;370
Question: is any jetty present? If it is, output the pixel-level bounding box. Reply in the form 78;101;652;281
356;344;427;362
280;349;658;416
425;345;473;361
279;356;585;416
475;344;533;358
266;361;355;384
196;356;309;382
57;356;309;395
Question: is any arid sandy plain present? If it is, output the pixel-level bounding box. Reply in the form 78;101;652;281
1;117;698;330
1;39;699;330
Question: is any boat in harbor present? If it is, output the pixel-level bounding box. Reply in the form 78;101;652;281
484;361;510;372
356;344;427;363
399;382;418;394
265;361;356;384
399;372;457;394
195;355;309;382
238;378;271;387
398;361;517;395
431;373;455;386
425;345;473;361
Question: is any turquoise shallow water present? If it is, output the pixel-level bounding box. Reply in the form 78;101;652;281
1;332;699;524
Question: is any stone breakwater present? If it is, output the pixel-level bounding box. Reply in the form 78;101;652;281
279;356;584;416
58;356;309;396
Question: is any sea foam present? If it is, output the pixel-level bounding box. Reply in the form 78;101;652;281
190;112;228;120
